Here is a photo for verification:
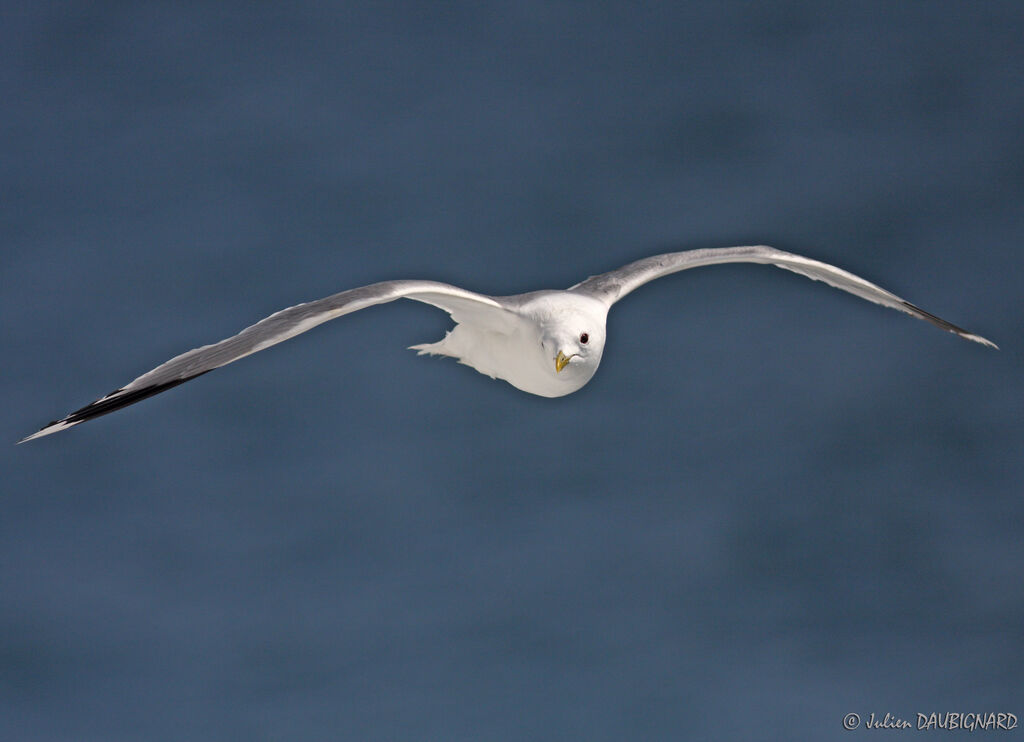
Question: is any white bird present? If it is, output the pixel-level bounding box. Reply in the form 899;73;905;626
20;245;995;443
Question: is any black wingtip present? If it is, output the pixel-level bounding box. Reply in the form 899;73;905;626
18;371;210;443
901;301;998;349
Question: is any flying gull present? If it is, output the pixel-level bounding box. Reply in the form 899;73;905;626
19;245;995;443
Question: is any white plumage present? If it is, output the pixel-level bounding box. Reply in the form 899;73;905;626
20;245;995;443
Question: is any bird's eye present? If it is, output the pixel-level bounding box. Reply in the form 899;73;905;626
579;333;589;344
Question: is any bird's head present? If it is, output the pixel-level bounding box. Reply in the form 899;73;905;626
539;302;607;385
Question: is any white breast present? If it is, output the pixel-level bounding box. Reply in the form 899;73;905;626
415;323;573;397
410;290;606;397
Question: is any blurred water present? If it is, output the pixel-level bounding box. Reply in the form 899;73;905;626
3;2;1023;740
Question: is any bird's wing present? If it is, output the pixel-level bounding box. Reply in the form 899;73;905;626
570;245;996;348
20;281;515;442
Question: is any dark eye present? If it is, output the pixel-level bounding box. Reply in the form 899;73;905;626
579;333;589;344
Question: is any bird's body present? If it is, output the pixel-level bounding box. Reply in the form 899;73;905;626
20;245;995;443
412;290;608;397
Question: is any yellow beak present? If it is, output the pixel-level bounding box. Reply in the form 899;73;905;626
555;350;572;373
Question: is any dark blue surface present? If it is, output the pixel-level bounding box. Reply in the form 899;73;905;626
4;3;1023;740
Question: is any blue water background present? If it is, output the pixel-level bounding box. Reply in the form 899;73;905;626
3;3;1023;740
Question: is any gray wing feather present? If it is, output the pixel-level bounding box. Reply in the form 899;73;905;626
121;281;508;391
20;280;509;442
570;245;995;348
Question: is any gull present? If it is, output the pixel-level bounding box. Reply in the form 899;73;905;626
19;245;995;443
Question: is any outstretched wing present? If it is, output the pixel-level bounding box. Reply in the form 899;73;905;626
20;281;514;442
570;245;996;348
